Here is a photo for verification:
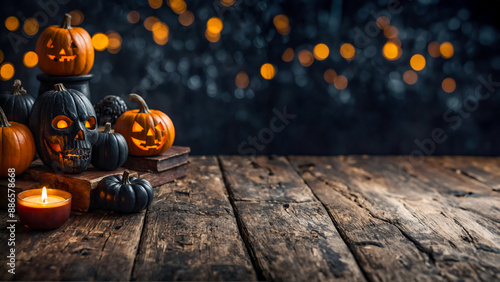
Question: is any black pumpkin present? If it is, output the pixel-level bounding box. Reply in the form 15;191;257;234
95;170;153;213
94;95;128;127
0;79;35;126
29;83;98;174
91;122;128;171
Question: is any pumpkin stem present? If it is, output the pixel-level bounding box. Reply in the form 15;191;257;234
60;13;72;29
129;94;151;114
103;122;112;133
54;83;67;92
0;106;11;127
121;170;131;185
11;79;26;95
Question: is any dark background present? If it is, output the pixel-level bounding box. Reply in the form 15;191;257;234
1;0;499;155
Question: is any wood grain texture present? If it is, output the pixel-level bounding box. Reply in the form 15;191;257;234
123;146;190;172
219;155;366;281
0;211;145;281
132;156;257;281
290;156;500;282
138;162;188;187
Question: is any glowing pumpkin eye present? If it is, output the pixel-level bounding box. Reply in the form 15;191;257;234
47;39;54;48
155;122;165;131
133;121;144;132
85;117;96;129
52;115;73;129
57;120;68;129
70;40;77;48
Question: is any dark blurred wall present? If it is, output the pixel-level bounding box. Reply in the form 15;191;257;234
1;0;499;155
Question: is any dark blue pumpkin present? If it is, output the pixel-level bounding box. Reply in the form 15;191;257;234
91;122;128;171
95;170;153;213
0;79;35;126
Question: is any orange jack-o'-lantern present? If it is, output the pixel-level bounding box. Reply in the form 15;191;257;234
114;94;175;156
35;13;94;76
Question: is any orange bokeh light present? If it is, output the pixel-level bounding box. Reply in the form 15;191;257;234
298;50;314;67
442;78;456;93
403;70;418;85
340;43;355;60
282;48;294;62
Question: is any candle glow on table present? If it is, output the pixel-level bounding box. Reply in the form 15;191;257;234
17;187;71;230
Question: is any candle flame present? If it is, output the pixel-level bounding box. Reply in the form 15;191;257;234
41;187;47;204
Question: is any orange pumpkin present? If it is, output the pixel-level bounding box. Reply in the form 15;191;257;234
115;94;175;156
0;106;36;177
35;13;94;76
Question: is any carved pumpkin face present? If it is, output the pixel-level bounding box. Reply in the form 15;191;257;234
115;94;175;157
29;84;98;173
35;14;94;76
130;120;167;150
45;38;77;63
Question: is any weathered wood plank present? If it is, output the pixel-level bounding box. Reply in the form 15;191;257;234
0;211;145;281
219;156;366;281
138;162;188;187
290;156;500;281
132;156;257;281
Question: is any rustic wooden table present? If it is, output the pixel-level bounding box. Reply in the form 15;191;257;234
1;156;499;281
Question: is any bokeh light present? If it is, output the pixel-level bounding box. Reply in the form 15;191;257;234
383;26;398;39
334;75;348;90
340;43;355;60
376;16;390;29
92;33;109;51
144;16;159;31
149;0;162;9
179;10;194;26
152;22;169;45
324;69;337;84
260;63;276;80
127;11;140;24
440;42;454;59
23;51;38;68
0;63;15;81
235;71;249;89
205;29;220;43
410;54;426;71
382;41;401;60
221;0;236;6
403;70;418;85
428;41;440;58
107;31;122;53
5;16;19;31
313;43;329;61
298;50;314;67
69;10;84;25
169;0;187;14
282;48;294;62
273;14;290;35
207;17;223;34
442;78;456;93
23;18;39;36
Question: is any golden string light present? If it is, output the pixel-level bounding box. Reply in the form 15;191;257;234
282;48;294;62
260;63;276;80
92;33;109;51
410;54;426;71
23;51;38;68
179;10;195;26
339;43;355;60
298;50;314;67
313;43;329;61
235;71;250;89
5;16;20;31
440;42;454;59
0;63;15;81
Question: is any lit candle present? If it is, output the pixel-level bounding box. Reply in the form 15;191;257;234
17;187;72;230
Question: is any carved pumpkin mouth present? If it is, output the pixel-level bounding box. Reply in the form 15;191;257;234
47;54;77;62
131;136;166;150
44;139;90;161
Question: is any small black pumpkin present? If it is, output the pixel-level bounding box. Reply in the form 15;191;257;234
0;79;35;126
94;95;128;127
91;122;128;171
95;170;153;213
29;83;98;174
